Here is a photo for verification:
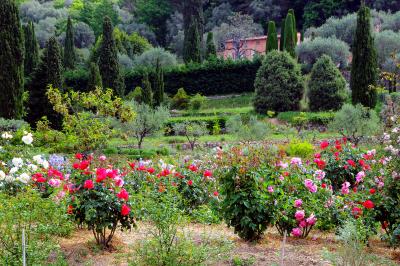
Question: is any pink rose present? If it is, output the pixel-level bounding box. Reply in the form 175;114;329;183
294;199;303;208
295;210;305;221
291;227;302;237
306;214;317;226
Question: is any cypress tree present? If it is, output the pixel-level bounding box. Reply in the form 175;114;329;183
205;31;217;59
284;13;296;57
23;21;39;77
350;4;378;108
27;37;63;127
266;21;278;52
98;16;125;96
0;0;24;119
87;62;102;90
142;72;152;106
153;59;164;106
183;0;204;43
280;18;285;51
183;19;202;64
64;16;76;69
288;9;297;43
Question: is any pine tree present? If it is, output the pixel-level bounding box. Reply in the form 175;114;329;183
0;0;24;119
64;16;76;69
153;59;164;106
27;37;63;127
98;16;125;96
284;13;296;57
87;62;102;90
142;72;152;106
23;21;39;77
350;3;378;108
205;31;217;59
288;9;297;44
183;19;202;64
280;18;285;51
266;21;278;52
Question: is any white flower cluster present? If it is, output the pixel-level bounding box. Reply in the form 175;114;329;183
0;131;34;145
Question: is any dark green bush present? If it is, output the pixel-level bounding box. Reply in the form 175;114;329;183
64;67;89;91
277;111;335;126
308;55;347;111
171;88;190;110
254;51;304;113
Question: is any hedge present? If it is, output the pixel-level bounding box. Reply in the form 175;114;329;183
64;58;262;96
165;116;227;135
277;111;335;126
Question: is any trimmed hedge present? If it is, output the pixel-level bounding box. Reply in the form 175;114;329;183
65;58;262;96
277;111;335;126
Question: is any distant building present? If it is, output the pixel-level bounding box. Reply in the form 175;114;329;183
220;32;302;60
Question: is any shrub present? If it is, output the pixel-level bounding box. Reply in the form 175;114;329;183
329;104;381;144
226;115;269;142
0;118;29;132
286;139;315;158
254;50;304;113
277;111;335;126
126;86;143;102
296;37;351;71
374;30;400;66
308;55;347;111
171;88;190;110
173;121;208;150
133;47;177;69
189;93;206;110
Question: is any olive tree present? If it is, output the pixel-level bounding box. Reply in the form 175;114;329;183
173;121;208;150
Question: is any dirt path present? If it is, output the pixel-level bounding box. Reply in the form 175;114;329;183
59;223;400;266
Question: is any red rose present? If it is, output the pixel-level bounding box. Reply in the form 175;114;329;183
203;170;212;177
117;189;129;201
75;153;83;160
32;173;46;183
369;188;376;194
213;191;219;197
121;204;130;216
188;180;193;186
320;141;329;150
83;179;94;189
129;162;135;170
362;200;374;209
188;164;198;172
347;160;356;167
96;168;107;182
352;207;362;218
353;187;357;193
321;183;327;188
314;153;321;159
79;160;90;170
73;162;80;169
67;205;74;214
147;167;155;174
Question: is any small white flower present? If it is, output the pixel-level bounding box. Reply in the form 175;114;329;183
28;164;38;171
12;158;23;168
1;132;13;139
5;175;14;182
18;173;30;184
9;167;18;174
41;160;49;169
22;133;33;145
0;171;5;181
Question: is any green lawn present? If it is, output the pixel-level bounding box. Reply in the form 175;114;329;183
202;93;254;109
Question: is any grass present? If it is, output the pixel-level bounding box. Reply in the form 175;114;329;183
177;106;253;117
202;93;254;109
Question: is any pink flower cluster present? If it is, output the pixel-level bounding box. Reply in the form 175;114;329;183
292;209;317;237
304;179;317;193
341;181;351;195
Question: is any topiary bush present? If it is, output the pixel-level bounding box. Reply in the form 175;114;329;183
171;88;190;110
254;51;304;113
308;55;348;111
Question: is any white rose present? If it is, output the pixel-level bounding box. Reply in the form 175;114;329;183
18;173;30;184
41;160;49;169
22;133;33;145
5;175;14;182
32;155;43;163
12;158;23;168
1;132;13;139
10;167;19;174
0;171;5;181
28;164;38;171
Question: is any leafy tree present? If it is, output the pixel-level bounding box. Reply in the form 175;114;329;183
27;37;63;127
0;0;24;119
133;47;177;68
98;16;124;96
23;21;39;77
153;59;164;106
173;121;208;150
350;4;378;108
284;13;296;57
254;50;304;113
64;16;75;69
183;19;202;64
226;115;269;143
308;55;347;111
303;0;345;29
171;88;190;110
141;73;152;106
87;62;102;91
266;20;278;52
205;31;217;59
113;28;152;59
122;103;170;149
329;103;380;144
80;0;119;37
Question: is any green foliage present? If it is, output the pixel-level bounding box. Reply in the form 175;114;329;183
266;21;278;52
87;62;102;91
226;115;269;142
189;93;206;111
254;51;304;113
27;37;63;127
303;0;344;29
167;116;227;136
64;16;76;69
220;165;275;241
308;55;347;111
351;4;378;108
280;17;285;51
0;189;72;265
126;86;143;103
183;19;202;64
172;88;190;110
23;21;39;77
286;139;315;158
277;111;335;126
173;121;208;150
98;16;124;96
329;104;381;144
0;0;24;119
205;31;217;59
133;47;177;69
284;13;296;57
141;72;153;106
114;28;152;59
153;59;165;106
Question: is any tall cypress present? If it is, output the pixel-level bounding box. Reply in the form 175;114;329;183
64;16;76;69
288;9;297;44
27;37;63;127
350;4;378;108
284;13;296;57
266;21;278;52
98;16;125;96
183;19;202;64
23;21;39;77
142;72;152;106
279;18;285;51
87;62;102;90
205;31;217;59
153;59;164;106
0;0;24;119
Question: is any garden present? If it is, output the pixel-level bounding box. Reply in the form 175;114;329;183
1;0;400;265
